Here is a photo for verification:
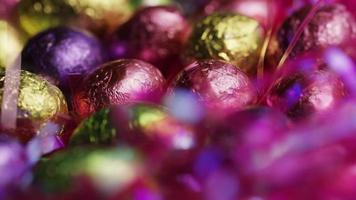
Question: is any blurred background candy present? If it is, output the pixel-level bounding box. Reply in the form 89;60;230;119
174;60;257;111
0;69;68;142
109;6;189;78
0;0;19;20
186;13;264;75
0;20;22;68
73;59;165;119
18;0;132;37
21;27;105;99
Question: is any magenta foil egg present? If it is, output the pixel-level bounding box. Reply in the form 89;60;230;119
73;59;166;119
109;6;188;78
277;3;356;57
174;60;257;111
266;69;347;120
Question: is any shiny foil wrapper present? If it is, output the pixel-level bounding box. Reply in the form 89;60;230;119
73;59;165;119
18;0;132;36
187;13;264;74
277;3;356;58
0;69;68;141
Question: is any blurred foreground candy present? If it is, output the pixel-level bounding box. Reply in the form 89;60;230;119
187;13;264;74
110;6;188;77
0;69;68;142
21;27;105;99
277;3;356;58
18;0;132;36
73;59;165;119
174;60;257;111
70;103;197;153
33;146;144;197
0;139;31;198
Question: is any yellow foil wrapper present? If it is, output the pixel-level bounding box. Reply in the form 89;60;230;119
0;21;22;68
187;13;264;74
0;69;68;140
18;0;132;36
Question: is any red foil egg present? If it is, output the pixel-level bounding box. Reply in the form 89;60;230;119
277;3;356;58
266;69;347;119
73;59;165;119
174;60;257;111
109;6;189;78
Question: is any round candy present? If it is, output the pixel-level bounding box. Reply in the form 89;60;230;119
277;3;356;58
18;0;132;36
33;146;144;196
174;60;257;110
186;13;264;74
0;21;22;68
109;6;188;76
70;103;196;152
266;70;347;120
0;69;68;142
21;27;105;98
73;59;165;119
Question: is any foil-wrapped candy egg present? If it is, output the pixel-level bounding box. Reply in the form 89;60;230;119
266;69;347;120
174;60;257;111
72;59;165;119
21;27;105;99
186;13;264;74
18;0;132;36
109;6;188;77
0;69;68;142
277;3;356;58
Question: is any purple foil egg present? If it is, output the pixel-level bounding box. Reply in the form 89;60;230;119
174;60;257;111
73;59;166;119
21;27;106;97
277;3;356;57
109;6;188;77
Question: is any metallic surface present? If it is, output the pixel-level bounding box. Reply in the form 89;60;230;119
73;59;165;119
0;69;68;141
267;70;347;119
277;3;356;57
187;13;264;74
175;60;257;110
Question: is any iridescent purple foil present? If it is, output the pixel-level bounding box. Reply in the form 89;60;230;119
21;27;106;97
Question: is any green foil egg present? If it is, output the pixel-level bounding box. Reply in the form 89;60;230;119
187;13;264;74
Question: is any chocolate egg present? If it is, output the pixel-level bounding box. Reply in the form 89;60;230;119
73;59;165;119
174;60;257;110
18;0;132;36
187;13;264;74
109;6;188;76
21;27;105;98
266;70;347;119
277;3;356;58
0;69;68;142
0;21;22;68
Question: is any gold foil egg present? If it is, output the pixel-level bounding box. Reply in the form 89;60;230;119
0;21;22;68
187;13;264;74
0;69;68;141
18;0;132;36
